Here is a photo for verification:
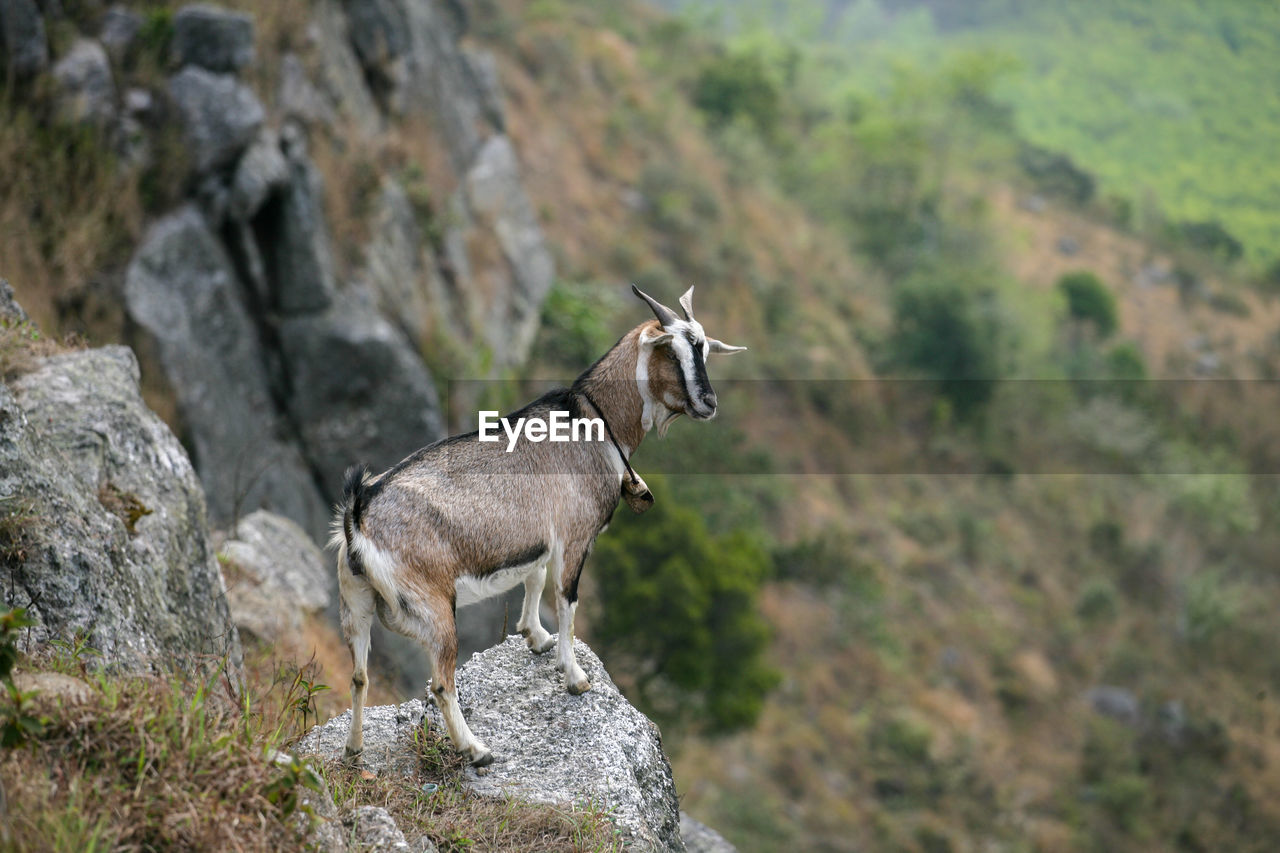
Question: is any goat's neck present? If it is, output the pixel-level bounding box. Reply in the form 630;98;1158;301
574;325;648;456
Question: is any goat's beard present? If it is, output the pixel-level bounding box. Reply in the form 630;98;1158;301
656;408;683;438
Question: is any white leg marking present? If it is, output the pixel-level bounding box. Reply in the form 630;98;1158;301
556;596;590;695
517;564;554;653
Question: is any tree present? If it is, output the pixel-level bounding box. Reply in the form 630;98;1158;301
591;474;777;733
1058;270;1118;338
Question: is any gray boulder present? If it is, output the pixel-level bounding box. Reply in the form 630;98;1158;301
173;3;254;72
1085;685;1140;726
52;38;116;126
1;344;240;670
680;813;737;853
1;278;29;322
278;289;444;494
218;510;330;643
123;206;330;540
99;6;141;59
298;637;685;851
0;0;48;77
229;128;289;222
168;66;265;174
341;805;437;853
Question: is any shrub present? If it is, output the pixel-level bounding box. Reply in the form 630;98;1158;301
591;474;777;732
691;51;781;138
1018;144;1095;204
1058;271;1118;337
889;268;1012;419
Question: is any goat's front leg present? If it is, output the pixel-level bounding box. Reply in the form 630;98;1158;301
517;563;554;654
554;544;591;694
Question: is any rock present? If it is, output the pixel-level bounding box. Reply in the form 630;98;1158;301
218;510;330;642
1;278;29;322
173;3;254;72
680;813;737;853
0;0;48;77
1056;234;1080;256
344;0;410;113
341;805;438;853
98;5;141;59
52;39;116;127
1085;686;1140;726
11;671;94;707
310;0;381;133
461;48;505;131
298;637;685;851
229;128;289;222
277;289;444;493
168;66;265;174
123;206;330;540
362;177;444;347
262;124;337;314
123;86;152;116
1;343;241;670
461;135;555;364
278;52;336;127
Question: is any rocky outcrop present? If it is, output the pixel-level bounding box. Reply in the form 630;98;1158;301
680;814;738;853
123;205;330;539
218;510;330;643
51;38;115;126
0;339;240;671
0;0;48;78
168;66;265;174
173;4;254;73
299;637;685;851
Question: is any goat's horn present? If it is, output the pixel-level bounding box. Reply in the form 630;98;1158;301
631;284;679;327
678;286;695;321
708;338;747;354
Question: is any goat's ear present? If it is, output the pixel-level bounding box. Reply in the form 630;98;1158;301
678;286;695;321
708;337;747;354
639;326;674;347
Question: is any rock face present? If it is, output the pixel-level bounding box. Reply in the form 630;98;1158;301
298;637;685;852
0;0;48;77
173;4;255;72
123;206;330;539
168;66;265;174
218;510;330;643
0;343;240;670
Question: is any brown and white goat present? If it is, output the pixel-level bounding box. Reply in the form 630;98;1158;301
330;285;745;765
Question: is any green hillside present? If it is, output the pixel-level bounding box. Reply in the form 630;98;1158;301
666;0;1280;269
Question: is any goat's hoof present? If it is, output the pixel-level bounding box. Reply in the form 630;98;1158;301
471;749;494;767
567;679;592;696
529;635;555;655
342;746;363;763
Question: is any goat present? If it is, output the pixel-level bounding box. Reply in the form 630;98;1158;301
330;285;745;765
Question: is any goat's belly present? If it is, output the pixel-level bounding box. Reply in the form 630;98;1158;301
455;562;539;608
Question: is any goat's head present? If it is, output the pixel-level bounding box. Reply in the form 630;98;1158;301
632;284;746;435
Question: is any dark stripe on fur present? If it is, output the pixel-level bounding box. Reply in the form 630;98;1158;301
342;464;369;576
481;543;549;577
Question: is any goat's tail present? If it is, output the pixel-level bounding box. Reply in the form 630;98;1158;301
329;464;370;577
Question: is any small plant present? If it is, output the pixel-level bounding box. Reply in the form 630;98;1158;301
0;607;44;748
1058;271;1118;337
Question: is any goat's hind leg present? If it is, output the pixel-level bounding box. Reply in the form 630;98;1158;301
339;562;375;761
414;592;494;767
517;562;554;654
